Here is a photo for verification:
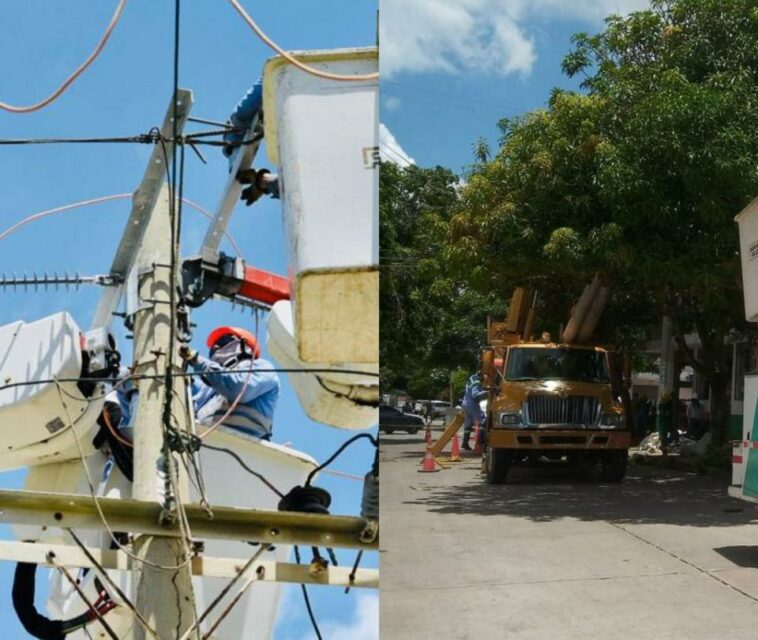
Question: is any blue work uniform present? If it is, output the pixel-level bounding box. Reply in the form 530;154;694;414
223;81;281;199
223;80;263;159
190;354;280;440
462;373;486;446
94;376;137;481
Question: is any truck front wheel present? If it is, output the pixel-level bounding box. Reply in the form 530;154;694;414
600;450;628;482
485;447;509;484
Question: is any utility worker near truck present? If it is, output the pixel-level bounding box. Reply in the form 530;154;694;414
462;372;487;451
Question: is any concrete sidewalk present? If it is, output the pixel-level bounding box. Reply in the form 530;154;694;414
380;433;758;639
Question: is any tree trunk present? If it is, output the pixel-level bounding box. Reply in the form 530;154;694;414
671;352;683;437
709;371;731;448
672;314;731;448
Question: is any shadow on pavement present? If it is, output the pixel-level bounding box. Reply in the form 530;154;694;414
402;463;757;528
714;546;758;568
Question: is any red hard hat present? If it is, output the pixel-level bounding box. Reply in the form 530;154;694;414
206;326;260;358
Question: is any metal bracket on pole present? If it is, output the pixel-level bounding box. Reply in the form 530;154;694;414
90;89;193;331
0;540;379;589
200;115;263;263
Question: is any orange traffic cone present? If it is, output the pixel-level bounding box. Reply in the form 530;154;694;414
449;431;462;462
424;423;432;444
419;441;440;473
473;422;483;456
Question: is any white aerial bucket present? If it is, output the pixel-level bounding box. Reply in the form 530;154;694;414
263;47;379;365
735;197;758;321
191;428;317;640
267;301;378;429
0;312;102;469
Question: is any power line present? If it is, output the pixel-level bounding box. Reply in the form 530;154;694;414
293;546;324;640
0;134;157;145
227;0;378;82
162;0;183;466
0;368;379;394
0;130;237;146
199;442;284;498
0;0;128;113
0;193;242;256
305;433;378;487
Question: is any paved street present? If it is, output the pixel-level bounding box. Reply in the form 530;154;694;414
380;430;758;640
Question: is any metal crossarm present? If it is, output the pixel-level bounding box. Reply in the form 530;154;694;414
0;489;378;550
0;540;378;588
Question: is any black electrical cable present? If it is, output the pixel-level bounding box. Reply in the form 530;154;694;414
0;130;247;147
0;134;158;145
161;0;184;468
156;129;178;473
185;134;263;147
305;433;378;486
176;134;186;274
293;546;324;640
0;368;379;394
182;128;238;139
199;441;284;498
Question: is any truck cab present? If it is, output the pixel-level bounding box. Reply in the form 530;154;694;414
482;342;629;483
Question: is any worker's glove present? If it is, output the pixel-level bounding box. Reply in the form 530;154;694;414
178;345;198;363
237;168;274;206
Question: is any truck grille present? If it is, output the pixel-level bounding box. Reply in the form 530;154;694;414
524;394;600;426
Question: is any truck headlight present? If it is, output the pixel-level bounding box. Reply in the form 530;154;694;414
499;412;523;427
599;413;625;429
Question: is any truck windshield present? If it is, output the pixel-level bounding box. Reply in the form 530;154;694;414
505;348;609;383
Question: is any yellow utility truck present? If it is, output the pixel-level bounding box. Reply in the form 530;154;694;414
481;282;629;484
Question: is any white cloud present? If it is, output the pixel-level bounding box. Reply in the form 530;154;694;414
380;0;651;78
379;123;415;167
383;95;402;112
319;593;378;640
280;592;378;640
528;0;651;22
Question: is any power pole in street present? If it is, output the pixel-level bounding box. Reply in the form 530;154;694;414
128;90;199;639
0;59;382;636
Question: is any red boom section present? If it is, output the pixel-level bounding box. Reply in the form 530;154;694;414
238;266;290;305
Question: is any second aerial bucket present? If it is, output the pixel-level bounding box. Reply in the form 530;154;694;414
263;47;379;365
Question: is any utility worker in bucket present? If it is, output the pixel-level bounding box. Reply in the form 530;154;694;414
92;368;137;481
179;327;280;440
223;79;280;205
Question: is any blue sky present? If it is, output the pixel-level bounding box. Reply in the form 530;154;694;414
0;2;377;639
380;0;650;173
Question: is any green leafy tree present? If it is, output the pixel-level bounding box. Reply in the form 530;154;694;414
450;0;758;444
566;0;758;445
380;162;502;399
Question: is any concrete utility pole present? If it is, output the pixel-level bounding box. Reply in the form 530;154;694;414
130;92;199;639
